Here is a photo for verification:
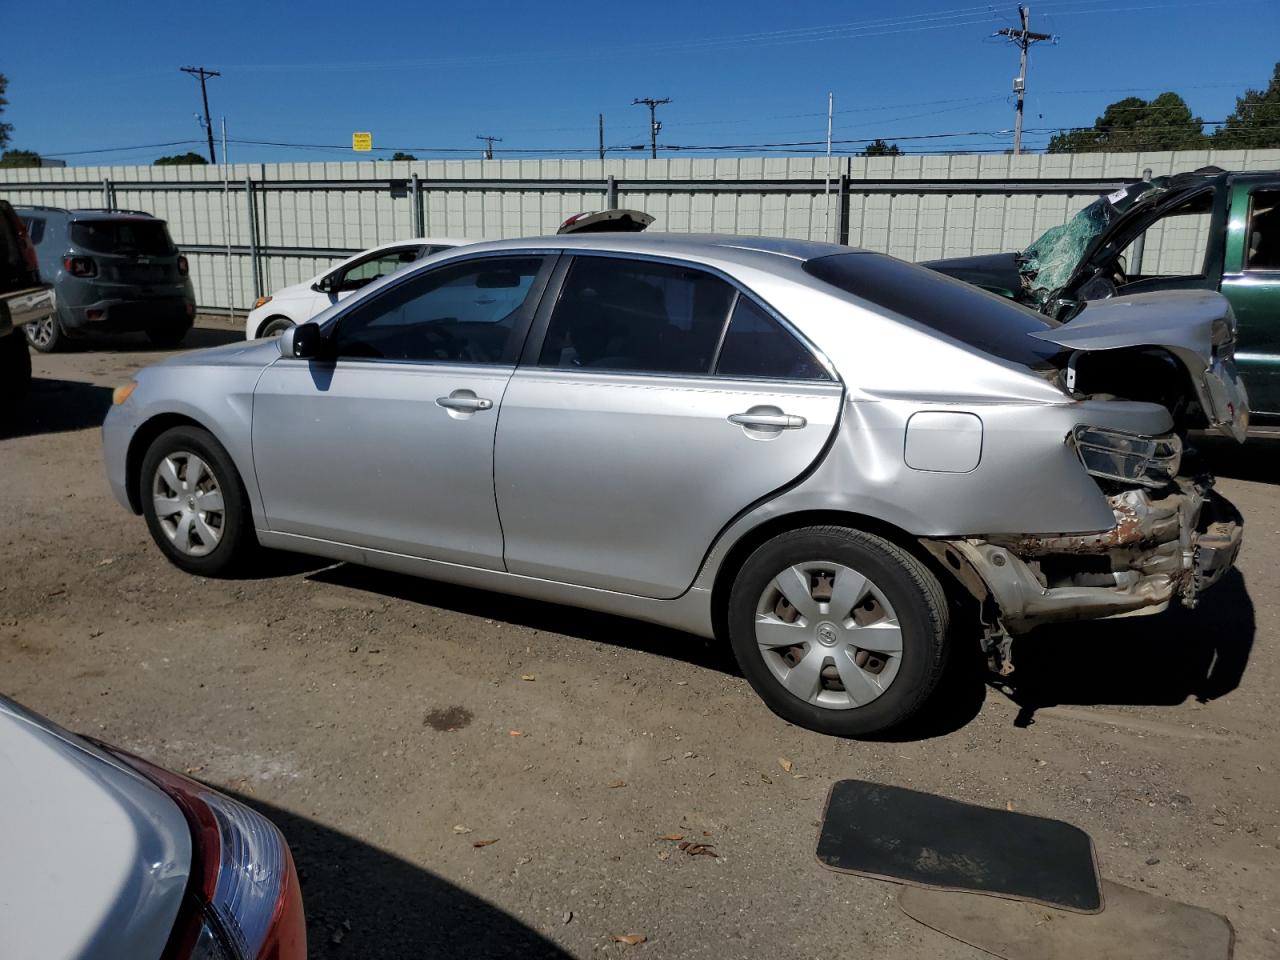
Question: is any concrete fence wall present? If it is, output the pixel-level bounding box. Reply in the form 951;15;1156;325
3;148;1278;310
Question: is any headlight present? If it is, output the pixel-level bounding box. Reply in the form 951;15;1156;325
1072;426;1181;488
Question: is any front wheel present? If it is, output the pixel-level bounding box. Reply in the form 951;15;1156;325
258;316;295;338
140;425;257;576
727;526;950;737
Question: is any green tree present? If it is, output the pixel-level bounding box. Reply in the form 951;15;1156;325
1213;62;1280;149
860;138;902;157
154;152;208;165
1048;92;1205;153
0;149;41;168
390;151;418;161
0;73;12;150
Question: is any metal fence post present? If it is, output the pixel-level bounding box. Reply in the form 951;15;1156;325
102;178;115;210
410;173;425;236
244;177;262;300
837;172;851;246
606;174;617;210
1130;166;1153;276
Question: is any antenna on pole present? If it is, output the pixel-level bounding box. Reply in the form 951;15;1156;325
632;98;671;159
477;134;503;160
994;6;1052;154
180;66;222;163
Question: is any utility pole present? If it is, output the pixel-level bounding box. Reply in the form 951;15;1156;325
477;134;502;160
632;98;671;159
598;113;605;161
995;6;1051;154
180;66;221;163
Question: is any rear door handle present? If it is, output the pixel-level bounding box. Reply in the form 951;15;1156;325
728;412;806;430
436;394;493;412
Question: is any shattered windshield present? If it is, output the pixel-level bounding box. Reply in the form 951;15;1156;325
1019;180;1165;299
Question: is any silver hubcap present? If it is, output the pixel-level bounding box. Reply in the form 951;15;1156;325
26;316;54;347
755;562;903;710
152;452;225;557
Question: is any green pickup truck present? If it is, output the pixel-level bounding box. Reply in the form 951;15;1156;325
928;168;1279;419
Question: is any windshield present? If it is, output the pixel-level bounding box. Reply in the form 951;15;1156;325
70;219;176;256
803;252;1065;370
1020;180;1165;298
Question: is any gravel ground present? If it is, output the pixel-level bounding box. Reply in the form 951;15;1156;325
2;315;1277;959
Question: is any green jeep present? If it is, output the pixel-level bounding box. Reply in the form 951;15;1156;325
927;168;1280;420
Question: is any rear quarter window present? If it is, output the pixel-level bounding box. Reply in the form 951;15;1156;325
802;252;1064;369
71;219;175;256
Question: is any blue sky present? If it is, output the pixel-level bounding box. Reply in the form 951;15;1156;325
3;0;1278;164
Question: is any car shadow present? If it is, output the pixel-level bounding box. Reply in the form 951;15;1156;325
225;792;572;959
997;569;1256;727
67;323;244;352
1191;434;1279;484
307;563;738;677
0;378;113;438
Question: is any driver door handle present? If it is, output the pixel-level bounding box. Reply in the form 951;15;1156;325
728;412;806;430
436;395;493;412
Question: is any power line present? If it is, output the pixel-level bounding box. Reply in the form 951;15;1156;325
179;66;221;163
633;98;671;159
994;6;1054;154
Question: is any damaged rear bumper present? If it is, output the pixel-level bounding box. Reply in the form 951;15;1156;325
923;477;1242;638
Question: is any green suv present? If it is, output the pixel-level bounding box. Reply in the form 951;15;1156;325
928;169;1280;419
15;207;196;352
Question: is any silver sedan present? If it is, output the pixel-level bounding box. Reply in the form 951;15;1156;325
102;234;1247;735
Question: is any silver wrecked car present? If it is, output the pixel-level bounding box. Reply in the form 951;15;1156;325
102;234;1248;736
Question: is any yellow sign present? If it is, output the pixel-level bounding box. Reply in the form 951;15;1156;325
352;132;372;152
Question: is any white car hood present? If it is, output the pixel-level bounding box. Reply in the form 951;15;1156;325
0;699;192;960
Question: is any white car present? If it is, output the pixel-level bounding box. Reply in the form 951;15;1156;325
0;695;306;959
245;236;468;339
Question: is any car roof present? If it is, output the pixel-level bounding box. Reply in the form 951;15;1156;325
443;232;865;271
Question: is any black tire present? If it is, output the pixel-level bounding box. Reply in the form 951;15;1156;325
146;322;192;348
140;425;257;576
727;525;950;737
258;316;295;338
0;329;32;406
24;312;63;353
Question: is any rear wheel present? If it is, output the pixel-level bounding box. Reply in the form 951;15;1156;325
727;526;949;737
24;313;63;352
140;425;256;576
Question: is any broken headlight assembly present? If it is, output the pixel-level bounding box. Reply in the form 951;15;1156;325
1071;426;1182;488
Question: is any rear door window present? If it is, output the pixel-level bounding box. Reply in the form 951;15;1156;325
70;219;175;256
21;217;45;245
538;257;735;375
715;296;829;380
1245;190;1280;271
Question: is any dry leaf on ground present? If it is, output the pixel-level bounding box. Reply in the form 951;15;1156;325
472;838;499;848
778;757;794;773
609;934;647;945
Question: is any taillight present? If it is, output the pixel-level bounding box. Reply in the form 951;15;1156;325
63;255;96;278
178;255;190;276
104;751;306;960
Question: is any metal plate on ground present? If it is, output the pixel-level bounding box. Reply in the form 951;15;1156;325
899;880;1234;960
815;780;1102;912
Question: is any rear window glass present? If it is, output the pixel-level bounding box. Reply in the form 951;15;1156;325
802;252;1063;369
22;217;45;245
71;219;175;256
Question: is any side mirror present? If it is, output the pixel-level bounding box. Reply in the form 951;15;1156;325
311;273;336;294
281;321;324;359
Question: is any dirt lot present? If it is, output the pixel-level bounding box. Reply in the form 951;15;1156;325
2;315;1277;959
